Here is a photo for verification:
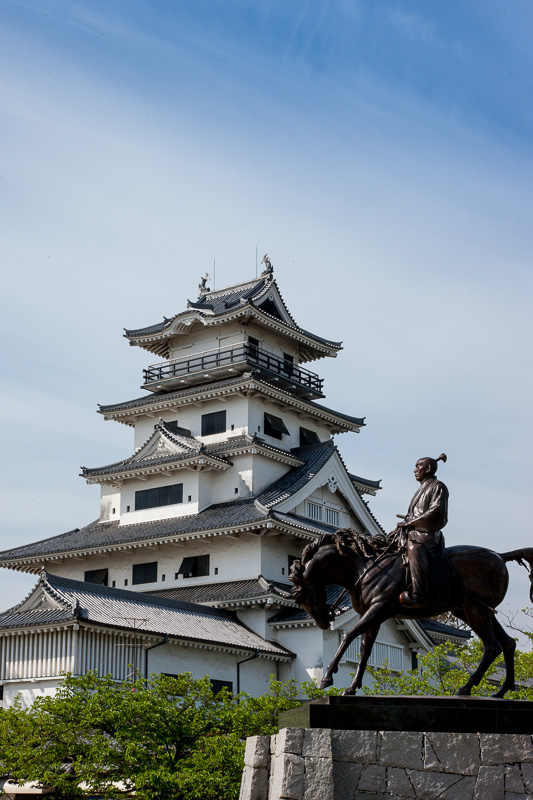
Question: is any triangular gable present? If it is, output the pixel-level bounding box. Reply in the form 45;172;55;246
252;280;297;327
130;422;200;463
4;578;68;616
261;448;384;537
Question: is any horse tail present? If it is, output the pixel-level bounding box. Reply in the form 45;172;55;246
500;548;533;603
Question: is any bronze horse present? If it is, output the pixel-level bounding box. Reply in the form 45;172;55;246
288;529;533;697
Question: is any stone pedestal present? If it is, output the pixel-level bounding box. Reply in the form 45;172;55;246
239;698;533;800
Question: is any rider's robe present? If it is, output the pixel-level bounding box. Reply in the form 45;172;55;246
405;477;448;535
403;477;449;600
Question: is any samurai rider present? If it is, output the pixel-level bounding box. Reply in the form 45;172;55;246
395;453;449;609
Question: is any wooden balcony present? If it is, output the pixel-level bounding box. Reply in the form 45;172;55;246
142;343;324;398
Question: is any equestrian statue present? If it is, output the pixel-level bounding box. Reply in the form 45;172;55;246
287;454;533;698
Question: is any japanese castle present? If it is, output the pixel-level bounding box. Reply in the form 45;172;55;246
0;263;466;706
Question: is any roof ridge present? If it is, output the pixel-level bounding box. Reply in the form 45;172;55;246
44;572;236;618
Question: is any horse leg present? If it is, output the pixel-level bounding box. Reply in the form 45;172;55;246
491;617;516;698
341;626;379;697
456;602;502;696
321;602;390;689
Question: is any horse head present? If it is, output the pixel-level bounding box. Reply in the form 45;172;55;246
288;557;334;629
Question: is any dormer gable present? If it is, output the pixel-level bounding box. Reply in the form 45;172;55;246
131;421;201;461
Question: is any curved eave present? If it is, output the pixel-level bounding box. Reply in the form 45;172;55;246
125;306;341;362
98;377;363;434
81;455;230;484
0;520;316;575
0;617;293;659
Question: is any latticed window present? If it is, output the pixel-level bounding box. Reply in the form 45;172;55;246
325;507;339;527
307;502;322;521
343;637;404;672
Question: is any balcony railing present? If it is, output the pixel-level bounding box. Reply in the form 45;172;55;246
142;342;324;398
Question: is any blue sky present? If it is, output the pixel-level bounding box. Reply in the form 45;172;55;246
1;1;533;638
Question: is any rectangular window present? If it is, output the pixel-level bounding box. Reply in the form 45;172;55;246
248;336;259;360
210;678;233;694
307;502;322;521
283;353;294;376
299;427;320;447
178;554;210;579
201;410;227;436
325;508;340;527
84;569;108;586
132;561;158;585
264;412;290;440
135;483;183;511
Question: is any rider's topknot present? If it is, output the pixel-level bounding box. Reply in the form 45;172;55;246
420;453;447;475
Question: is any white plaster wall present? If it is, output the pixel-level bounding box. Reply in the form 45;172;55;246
100;485;122;522
149;643;279;695
293;486;356;531
249;396;330;451
117;472;199;525
275;625;325;686
168;321;244;360
2;677;62;709
132;394;250;448
260;536;305;583
249;455;289;494
46;532;264;589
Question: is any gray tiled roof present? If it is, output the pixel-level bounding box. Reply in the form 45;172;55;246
97;375;364;429
82;429;301;479
267;585;348;624
124;276;341;350
0;499;267;562
147;575;292;604
419;618;471;641
0;439;380;565
0;573;294;658
348;472;381;491
256;440;335;508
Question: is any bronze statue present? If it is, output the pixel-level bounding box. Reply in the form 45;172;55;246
286;457;533;698
396;453;448;609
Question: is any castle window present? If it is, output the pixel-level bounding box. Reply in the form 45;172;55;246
264;412;289;440
201;410;226;436
299;427;320;446
135;483;183;511
283;353;294;376
132;561;158;585
325;508;340;527
178;554;210;578
307;502;322;521
248;336;259;359
210;678;233;694
84;569;108;586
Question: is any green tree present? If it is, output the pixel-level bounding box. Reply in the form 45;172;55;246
362;638;533;700
0;672;338;800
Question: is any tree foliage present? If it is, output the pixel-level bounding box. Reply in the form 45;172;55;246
362;637;533;700
0;672;339;800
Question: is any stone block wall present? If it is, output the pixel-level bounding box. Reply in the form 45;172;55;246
239;728;533;800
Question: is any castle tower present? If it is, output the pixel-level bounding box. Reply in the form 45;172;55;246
0;264;457;706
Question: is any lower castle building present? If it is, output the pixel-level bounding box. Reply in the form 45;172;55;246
0;266;466;707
